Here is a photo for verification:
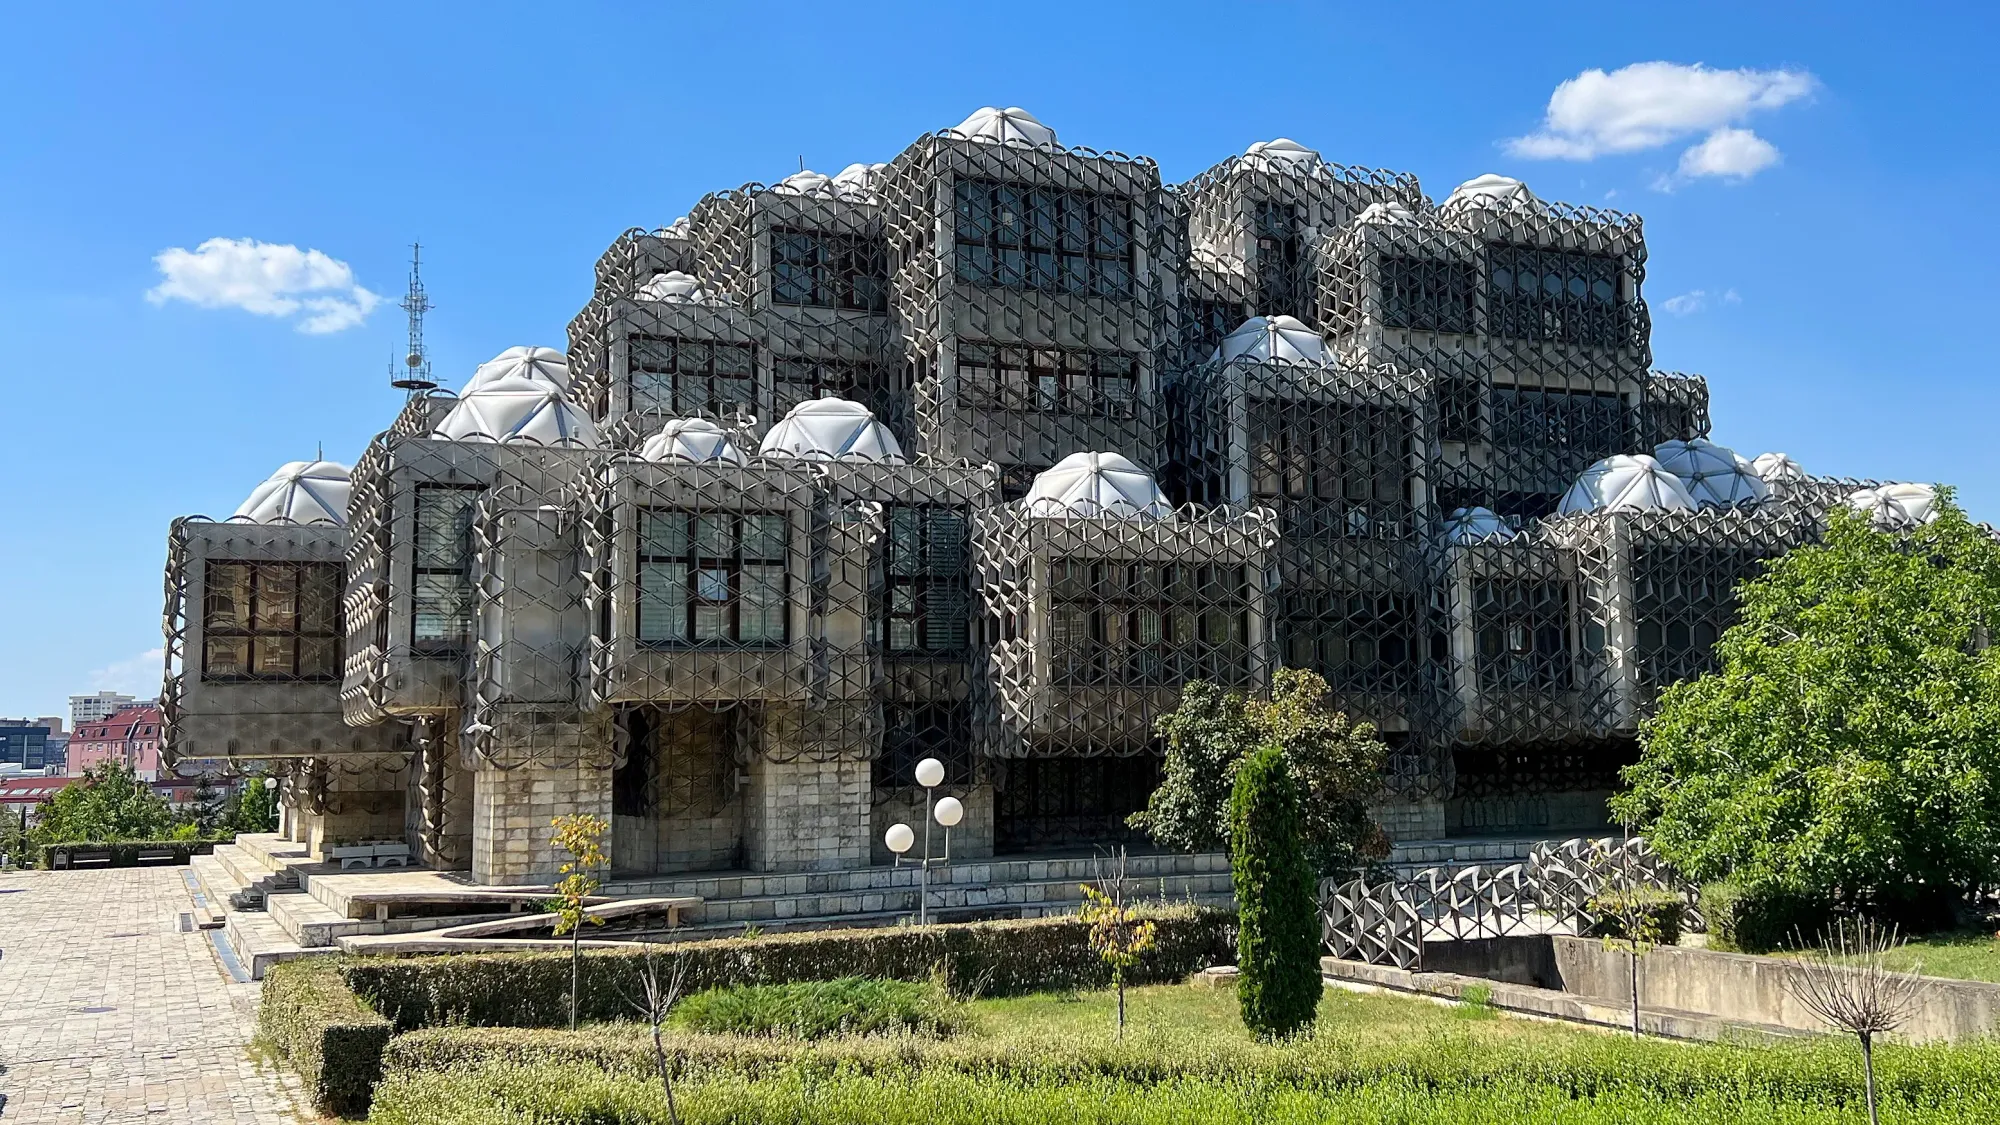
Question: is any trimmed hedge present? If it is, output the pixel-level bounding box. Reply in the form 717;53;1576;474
671;976;964;1039
344;906;1233;1031
1704;881;1832;953
257;959;394;1118
1585;888;1687;947
40;837;230;869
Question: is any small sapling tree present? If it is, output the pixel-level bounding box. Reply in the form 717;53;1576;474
549;812;610;1031
1079;846;1158;1037
622;945;691;1125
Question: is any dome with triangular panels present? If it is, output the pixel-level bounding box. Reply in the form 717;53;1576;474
1211;315;1328;364
434;375;600;447
1355;201;1419;226
1846;483;1938;531
1558;454;1697;515
1242;138;1321;170
1441;173;1541;216
1023;452;1172;519
640;418;746;465
1439;506;1514;544
464;346;572;395
636;270;714;304
757;397;904;464
232;459;352;526
1751;452;1806;485
949;107;1058;147
1653;439;1769;509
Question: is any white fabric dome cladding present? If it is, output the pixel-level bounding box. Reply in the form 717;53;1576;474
1751;452;1807;484
1653;439;1769;509
636;271;713;304
434;374;600;447
1212;315;1328;364
1355;201;1419;226
1559;454;1697;515
1024;452;1173;519
1442;173;1541;214
757;397;905;463
1243;138;1321;169
1846;483;1939;531
951;107;1058;147
464;346;571;395
1440;506;1514;544
233;459;353;526
640;418;746;465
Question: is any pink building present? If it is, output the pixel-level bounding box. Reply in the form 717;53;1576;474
67;704;163;780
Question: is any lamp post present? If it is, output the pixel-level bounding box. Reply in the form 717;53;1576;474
884;757;963;926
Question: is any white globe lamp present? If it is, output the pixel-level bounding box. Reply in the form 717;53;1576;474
884;823;915;855
934;795;964;828
914;757;946;789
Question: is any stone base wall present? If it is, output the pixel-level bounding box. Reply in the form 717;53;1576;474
613;802;746;875
743;756;869;872
871;784;994;865
471;762;613;884
1372;798;1446;842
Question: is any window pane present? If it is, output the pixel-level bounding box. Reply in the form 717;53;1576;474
299;637;338;679
415;488;477;569
252;635;295;677
252;566;298;632
205;563;250;630
694;515;736;558
637;562;687;642
695;568;730;603
693;602;730;642
413;574;472;643
203;636;247;679
299;564;341;634
741;514;787;562
740;564;786;642
638;511;687;560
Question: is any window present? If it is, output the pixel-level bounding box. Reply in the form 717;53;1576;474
1250;402;1409;531
1486;245;1629;347
882;506;969;655
1184;297;1244;366
637;511;788;645
873;702;972;795
412;485;480;650
1380;256;1477;334
203;561;341;680
1049;561;1252;686
1632;547;1774;689
1281;591;1419;693
628;336;755;417
1472;579;1573;689
771;228;888;312
953;180;1132;297
1489;387;1630;458
1252;201;1309;321
955;343;1137;417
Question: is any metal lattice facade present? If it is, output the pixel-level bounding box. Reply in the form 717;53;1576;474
161;109;1922;882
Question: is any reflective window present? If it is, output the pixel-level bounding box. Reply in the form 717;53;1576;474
628;336;756;417
770;228;887;312
637;510;788;646
882;506;969;655
203;560;342;680
1380;256;1478;334
956;343;1137;418
411;485;481;650
953;180;1133;297
1486;245;1629;347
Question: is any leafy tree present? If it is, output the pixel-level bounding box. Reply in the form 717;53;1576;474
1134;669;1389;878
1613;493;2000;925
29;762;177;847
190;772;225;835
228;774;279;833
549;813;610;1031
1230;745;1321;1039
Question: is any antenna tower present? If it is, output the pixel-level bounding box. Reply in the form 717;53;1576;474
390;243;438;393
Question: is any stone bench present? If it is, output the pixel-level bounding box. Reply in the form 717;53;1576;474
330;841;415;871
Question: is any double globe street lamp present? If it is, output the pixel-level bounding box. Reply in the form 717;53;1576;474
884;756;961;926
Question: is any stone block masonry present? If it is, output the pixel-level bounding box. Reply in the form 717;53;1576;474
473;762;613;883
744;755;870;872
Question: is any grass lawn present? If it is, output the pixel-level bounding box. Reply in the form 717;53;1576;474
1880;930;2000;983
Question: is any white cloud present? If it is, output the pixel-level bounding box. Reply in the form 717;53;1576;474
1723;288;1741;304
146;238;381;334
1677;127;1781;179
1505;62;1814;183
86;648;166;699
1661;290;1707;316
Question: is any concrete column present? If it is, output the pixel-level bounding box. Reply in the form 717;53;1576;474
470;762;613;884
742;755;870;872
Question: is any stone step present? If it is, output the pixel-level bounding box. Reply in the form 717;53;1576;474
182;861;232;928
212;843;303;910
679;871;1233;927
266;890;523;948
225;907;328;980
602;852;1231;902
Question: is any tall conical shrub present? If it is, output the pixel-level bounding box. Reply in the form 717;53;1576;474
1229;745;1321;1038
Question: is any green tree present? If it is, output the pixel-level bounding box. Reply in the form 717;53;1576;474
228;774;279;833
1230;745;1321;1039
29;762;177;848
1613;493;2000;925
1134;669;1389;878
549;813;609;1031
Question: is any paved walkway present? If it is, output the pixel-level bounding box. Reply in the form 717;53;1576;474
0;867;299;1123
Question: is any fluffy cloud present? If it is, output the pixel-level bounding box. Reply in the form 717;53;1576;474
146;238;381;334
1661;290;1707;316
86;648;166;699
1505;62;1813;182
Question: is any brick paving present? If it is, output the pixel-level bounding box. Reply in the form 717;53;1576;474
0;867;300;1123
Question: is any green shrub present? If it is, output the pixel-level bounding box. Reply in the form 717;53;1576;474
671;976;962;1039
256;959;393;1117
1586;888;1686;946
38;837;230;869
1230;745;1321;1039
343;907;1232;1031
1705;881;1832;953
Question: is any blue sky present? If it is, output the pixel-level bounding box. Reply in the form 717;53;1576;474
2;1;1994;719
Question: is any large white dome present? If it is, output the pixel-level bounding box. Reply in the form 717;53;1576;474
434;375;600;447
1023;452;1172;519
1653;439;1769;509
831;162;887;200
1846;483;1939;531
1439;506;1514;545
1211;315;1327;364
635;270;714;304
949;107;1058;147
1242;138;1321;170
640;418;745;465
1751;452;1807;485
232;459;352;526
1441;174;1541;215
1558;454;1698;515
464;345;571;395
757;397;905;464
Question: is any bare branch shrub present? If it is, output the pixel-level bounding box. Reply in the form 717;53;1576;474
1784;918;1929;1125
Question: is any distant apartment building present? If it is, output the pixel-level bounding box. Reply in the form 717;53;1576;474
70;691;140;728
67;703;164;780
0;719;55;774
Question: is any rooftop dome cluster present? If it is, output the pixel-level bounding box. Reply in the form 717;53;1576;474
434;346;598;448
948;107;1059;148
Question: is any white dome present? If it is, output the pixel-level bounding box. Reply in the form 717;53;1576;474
1439;506;1514;545
1558;454;1698;515
1751;452;1807;485
1442;174;1541;215
639;418;746;465
1355;201;1419;226
660;216;691;240
433;375;600;447
1211;315;1327;364
1024;452;1172;519
636;270;713;304
772;169;835;197
832;162;887;199
1243;138;1321;169
949;107;1058;147
233;459;352;526
464;346;571;394
1846;483;1939;531
1653;439;1769;509
757;397;905;464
